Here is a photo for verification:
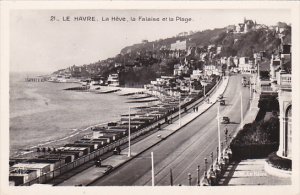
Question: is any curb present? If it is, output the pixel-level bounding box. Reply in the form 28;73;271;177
264;160;291;178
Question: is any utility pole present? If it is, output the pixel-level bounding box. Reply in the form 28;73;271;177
179;92;181;127
197;165;200;186
250;77;252;100
170;169;173;186
128;107;131;157
217;106;221;160
188;173;192;186
151;152;155;186
240;92;244;128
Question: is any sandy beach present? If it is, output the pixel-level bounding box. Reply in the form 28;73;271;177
9;73;150;158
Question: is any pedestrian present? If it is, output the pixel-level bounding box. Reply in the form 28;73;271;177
224;128;228;136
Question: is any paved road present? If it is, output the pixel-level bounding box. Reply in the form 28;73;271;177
91;74;251;186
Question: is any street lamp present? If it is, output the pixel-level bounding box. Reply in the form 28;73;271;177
179;92;181;127
249;76;252;100
240;92;244;128
151;152;155;186
217;106;221;160
201;80;207;97
197;165;200;186
201;172;210;186
188;173;192;186
170;169;173;186
224;128;228;146
128;107;131;157
204;158;208;171
221;142;224;154
216;147;219;163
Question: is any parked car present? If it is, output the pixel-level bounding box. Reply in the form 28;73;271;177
221;117;230;124
220;99;225;106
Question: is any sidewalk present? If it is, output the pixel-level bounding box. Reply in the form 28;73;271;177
58;77;229;186
217;81;291;186
218;159;291;185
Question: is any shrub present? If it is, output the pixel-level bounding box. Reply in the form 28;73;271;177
266;152;292;171
258;94;279;112
230;116;280;160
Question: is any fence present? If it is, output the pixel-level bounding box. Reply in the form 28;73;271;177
20;77;223;186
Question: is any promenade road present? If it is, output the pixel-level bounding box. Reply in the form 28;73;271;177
58;75;229;186
89;74;251;186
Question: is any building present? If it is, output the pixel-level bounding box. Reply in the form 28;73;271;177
203;65;221;76
12;163;51;177
107;73;120;87
173;64;189;76
270;45;292;160
190;69;203;81
170;40;187;51
217;46;222;54
238;57;255;73
9;169;38;186
234;18;257;33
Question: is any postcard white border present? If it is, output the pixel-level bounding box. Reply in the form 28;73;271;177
1;1;300;195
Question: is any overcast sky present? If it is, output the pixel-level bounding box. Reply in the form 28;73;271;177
10;9;291;73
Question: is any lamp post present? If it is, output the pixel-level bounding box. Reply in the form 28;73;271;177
170;169;173;186
179;92;181;127
197;165;200;186
151;152;155;186
221;142;223;155
217;106;221;160
224;128;228;147
188;173;192;186
240;92;244;128
249;77;252;100
216;147;219;163
201;80;207;97
128;107;131;157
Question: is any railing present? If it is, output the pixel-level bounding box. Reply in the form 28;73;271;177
20;77;223;186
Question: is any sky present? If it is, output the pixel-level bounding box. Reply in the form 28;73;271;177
10;9;291;73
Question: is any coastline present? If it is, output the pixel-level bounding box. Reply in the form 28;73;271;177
9;78;151;158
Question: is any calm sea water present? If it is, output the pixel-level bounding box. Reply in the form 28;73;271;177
9;72;137;157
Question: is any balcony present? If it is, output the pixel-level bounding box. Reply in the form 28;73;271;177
279;74;291;90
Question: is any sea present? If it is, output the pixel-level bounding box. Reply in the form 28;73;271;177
9;72;141;157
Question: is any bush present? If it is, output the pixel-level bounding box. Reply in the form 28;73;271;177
230;143;278;160
230;116;280;160
258;94;279;112
266;152;292;171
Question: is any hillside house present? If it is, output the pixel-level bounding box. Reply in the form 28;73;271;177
107;74;120;87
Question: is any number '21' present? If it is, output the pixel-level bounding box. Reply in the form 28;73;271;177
50;16;56;21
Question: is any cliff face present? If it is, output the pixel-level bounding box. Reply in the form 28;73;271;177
53;22;291;86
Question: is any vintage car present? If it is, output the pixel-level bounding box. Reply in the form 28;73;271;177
221;117;230;124
220;99;225;106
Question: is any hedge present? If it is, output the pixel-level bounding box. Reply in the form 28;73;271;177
266;152;292;171
230;143;278;160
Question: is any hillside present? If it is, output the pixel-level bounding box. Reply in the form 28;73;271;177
53;22;291;86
